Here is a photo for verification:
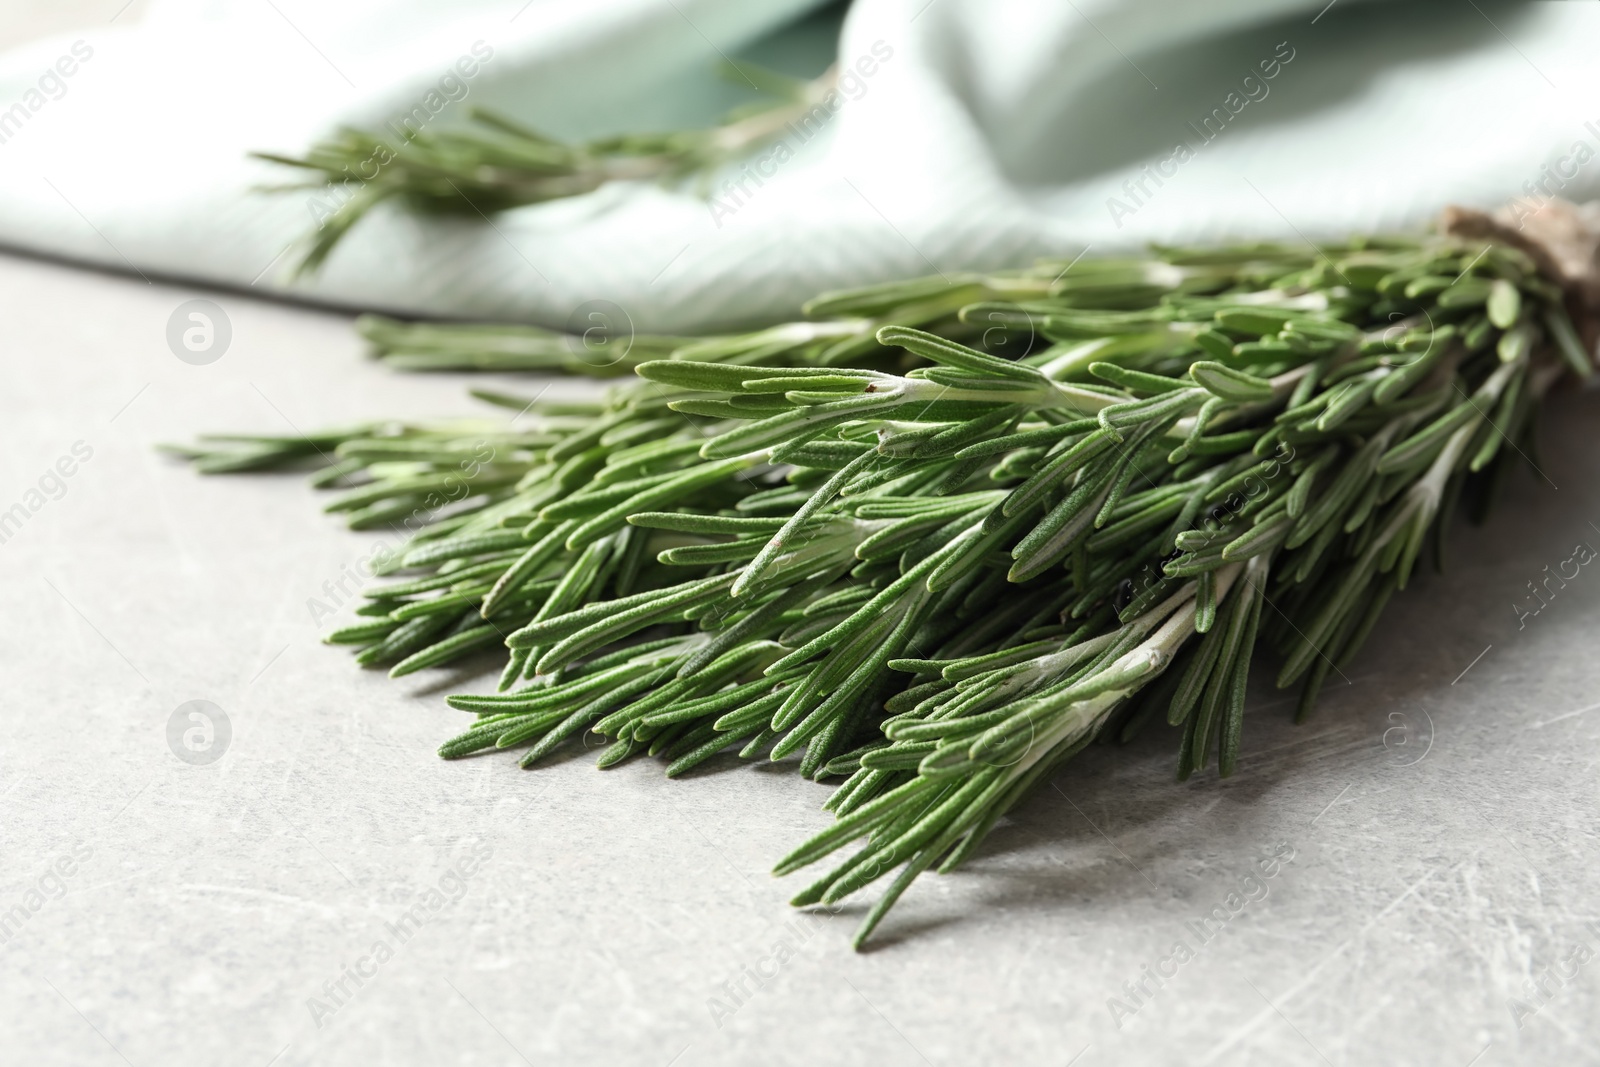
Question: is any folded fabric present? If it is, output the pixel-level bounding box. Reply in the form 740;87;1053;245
1;0;1597;332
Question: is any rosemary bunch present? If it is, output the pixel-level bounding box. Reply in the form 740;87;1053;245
175;232;1588;946
259;61;837;273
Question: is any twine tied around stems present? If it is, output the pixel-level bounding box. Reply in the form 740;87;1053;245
1444;198;1600;366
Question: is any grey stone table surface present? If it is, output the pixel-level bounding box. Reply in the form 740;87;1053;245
4;249;1600;1067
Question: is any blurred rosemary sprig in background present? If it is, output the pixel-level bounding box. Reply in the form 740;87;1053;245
169;232;1588;947
257;60;837;274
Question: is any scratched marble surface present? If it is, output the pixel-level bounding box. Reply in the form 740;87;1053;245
5;238;1600;1067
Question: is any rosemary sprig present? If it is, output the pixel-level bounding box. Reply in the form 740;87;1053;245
259;61;839;274
173;232;1584;947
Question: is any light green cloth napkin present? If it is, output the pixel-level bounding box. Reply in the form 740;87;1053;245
0;0;1597;332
